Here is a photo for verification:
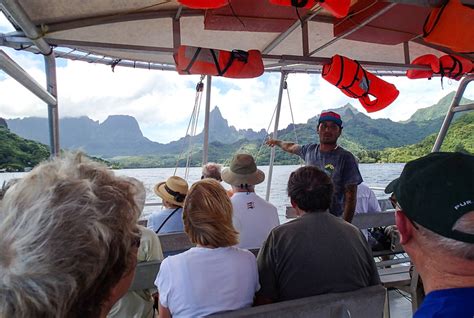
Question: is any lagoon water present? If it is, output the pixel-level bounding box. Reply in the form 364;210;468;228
1;163;404;222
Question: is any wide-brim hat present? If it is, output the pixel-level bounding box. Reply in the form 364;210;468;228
154;176;188;207
222;154;265;186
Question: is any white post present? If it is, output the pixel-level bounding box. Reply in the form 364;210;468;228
45;54;60;156
265;72;286;201
203;75;212;165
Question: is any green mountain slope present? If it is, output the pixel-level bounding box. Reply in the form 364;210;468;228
406;91;472;122
380;111;474;162
0;127;50;171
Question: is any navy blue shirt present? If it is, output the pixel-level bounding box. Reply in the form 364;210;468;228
414;288;474;317
298;144;363;216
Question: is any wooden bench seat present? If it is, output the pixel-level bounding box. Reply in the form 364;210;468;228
211;285;386;318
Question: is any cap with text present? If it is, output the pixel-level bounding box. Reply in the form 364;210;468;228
385;152;474;243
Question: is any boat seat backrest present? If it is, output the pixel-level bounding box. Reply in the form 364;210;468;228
158;232;195;257
211;285;386;318
129;259;161;291
351;211;395;230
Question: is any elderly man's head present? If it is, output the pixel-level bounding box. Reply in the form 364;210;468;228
287;166;334;213
0;153;141;317
388;152;474;261
201;162;222;181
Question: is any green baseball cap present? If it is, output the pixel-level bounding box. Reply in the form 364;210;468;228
385;152;474;243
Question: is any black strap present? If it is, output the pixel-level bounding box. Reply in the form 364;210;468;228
423;1;447;37
291;0;309;8
155;207;180;234
209;49;223;76
184;47;202;75
446;55;463;79
220;50;249;76
164;184;185;203
335;55;345;87
339;60;371;99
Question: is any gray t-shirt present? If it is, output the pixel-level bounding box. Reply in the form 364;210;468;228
298;144;363;216
257;212;380;302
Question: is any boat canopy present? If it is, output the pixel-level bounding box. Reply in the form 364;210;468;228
1;0;473;199
2;0;473;75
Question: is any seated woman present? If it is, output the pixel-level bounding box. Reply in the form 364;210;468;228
147;176;188;233
108;177;164;318
0;153;140;318
155;179;259;317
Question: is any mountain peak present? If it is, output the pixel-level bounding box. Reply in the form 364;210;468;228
210;106;223;116
0;117;8;129
307;103;359;125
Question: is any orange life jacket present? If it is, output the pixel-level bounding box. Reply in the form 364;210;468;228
175;46;264;79
438;54;473;80
178;0;228;9
268;0;350;17
423;0;474;53
322;55;399;113
406;54;440;79
406;54;473;81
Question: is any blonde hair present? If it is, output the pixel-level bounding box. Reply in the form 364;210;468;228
0;153;140;318
183;179;238;247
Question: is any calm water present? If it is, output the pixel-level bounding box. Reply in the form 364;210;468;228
1;163;404;222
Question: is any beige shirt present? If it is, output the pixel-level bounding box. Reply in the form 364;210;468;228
108;225;164;318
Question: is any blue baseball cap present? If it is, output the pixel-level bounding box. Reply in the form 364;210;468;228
318;111;343;128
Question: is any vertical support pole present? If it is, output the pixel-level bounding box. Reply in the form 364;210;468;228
265;72;286;201
202;75;212;165
45;54;60;156
403;42;410;64
302;21;309;57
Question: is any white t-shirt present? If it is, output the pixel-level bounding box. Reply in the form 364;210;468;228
355;183;381;239
155;246;259;317
231;192;280;249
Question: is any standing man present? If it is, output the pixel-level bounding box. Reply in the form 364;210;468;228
387;152;474;317
266;111;362;222
222;154;280;249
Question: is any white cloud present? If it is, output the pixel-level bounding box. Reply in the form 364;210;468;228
1;50;471;143
0;12;15;32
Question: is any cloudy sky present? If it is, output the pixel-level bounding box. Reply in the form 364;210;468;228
1;14;472;143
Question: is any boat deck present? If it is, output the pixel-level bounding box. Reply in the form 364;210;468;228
389;289;413;318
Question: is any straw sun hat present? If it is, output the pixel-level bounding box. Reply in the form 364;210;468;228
222;154;265;186
154;176;188;207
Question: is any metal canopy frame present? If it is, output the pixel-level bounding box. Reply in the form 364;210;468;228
0;0;472;176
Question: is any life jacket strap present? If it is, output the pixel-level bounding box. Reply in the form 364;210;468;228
184;47;202;75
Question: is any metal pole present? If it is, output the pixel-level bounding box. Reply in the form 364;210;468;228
0;0;52;55
202;75;212;165
265;72;287;201
44;54;60;156
0;50;56;105
432;75;474;152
